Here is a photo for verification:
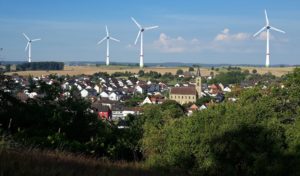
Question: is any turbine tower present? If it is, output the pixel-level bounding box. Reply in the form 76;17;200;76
253;9;285;67
23;33;41;63
131;17;158;68
97;26;120;66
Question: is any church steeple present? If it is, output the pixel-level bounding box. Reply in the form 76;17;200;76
195;67;202;98
196;67;201;77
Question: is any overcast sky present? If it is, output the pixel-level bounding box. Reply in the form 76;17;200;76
0;0;299;65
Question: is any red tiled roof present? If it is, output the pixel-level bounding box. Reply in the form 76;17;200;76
170;87;197;95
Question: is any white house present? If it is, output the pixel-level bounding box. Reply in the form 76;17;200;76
80;89;89;98
141;97;152;105
94;85;101;93
135;85;145;94
223;87;232;93
126;80;133;86
109;92;120;101
107;87;113;92
63;92;71;98
100;91;109;98
77;85;82;91
199;105;207;111
118;80;124;87
62;82;70;90
28;92;38;99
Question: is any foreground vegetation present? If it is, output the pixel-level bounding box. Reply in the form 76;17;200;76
1;68;300;175
0;148;165;176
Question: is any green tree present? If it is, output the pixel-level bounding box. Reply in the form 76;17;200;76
189;67;194;72
176;69;184;75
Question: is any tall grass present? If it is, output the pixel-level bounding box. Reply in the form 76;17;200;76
0;148;169;176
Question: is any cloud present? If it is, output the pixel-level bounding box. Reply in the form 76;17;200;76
214;28;250;41
255;31;274;41
153;33;202;53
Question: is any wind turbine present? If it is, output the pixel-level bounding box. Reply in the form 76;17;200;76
131;17;158;68
97;25;120;66
23;33;41;63
253;9;285;67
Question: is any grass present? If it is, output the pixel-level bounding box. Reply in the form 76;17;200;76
0;148;171;176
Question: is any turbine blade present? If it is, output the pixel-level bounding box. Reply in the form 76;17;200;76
270;26;286;34
145;26;159;31
134;31;141;45
23;33;30;41
25;43;29;51
31;38;41;42
97;37;107;45
110;37;120;42
131;17;142;29
106;25;109;36
253;26;266;37
265;9;269;26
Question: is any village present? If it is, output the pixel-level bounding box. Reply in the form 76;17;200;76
0;66;280;128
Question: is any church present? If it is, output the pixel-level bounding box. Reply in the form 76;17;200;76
169;67;202;104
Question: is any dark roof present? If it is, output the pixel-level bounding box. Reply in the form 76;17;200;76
91;103;110;112
170;87;197;95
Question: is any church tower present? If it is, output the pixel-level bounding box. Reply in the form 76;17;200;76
195;67;202;98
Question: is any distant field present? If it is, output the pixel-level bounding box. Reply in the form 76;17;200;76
5;65;295;77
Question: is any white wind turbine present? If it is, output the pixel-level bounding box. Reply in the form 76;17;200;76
253;9;285;67
131;17;158;68
97;26;120;66
23;33;41;63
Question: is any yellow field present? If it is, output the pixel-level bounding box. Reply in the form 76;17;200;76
5;65;295;77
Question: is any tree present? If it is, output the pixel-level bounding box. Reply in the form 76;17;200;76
138;70;145;77
176;69;184;75
189;67;194;72
252;69;257;74
196;96;212;106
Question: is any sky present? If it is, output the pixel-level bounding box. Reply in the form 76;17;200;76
0;0;299;65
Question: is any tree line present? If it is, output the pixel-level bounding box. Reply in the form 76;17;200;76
16;62;64;71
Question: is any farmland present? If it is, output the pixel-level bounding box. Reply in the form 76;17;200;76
5;65;295;77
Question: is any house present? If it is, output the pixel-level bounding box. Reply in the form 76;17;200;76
142;97;152;105
209;84;220;95
170;67;202;104
199;105;207;111
169;87;197;104
80;89;89;98
91;102;112;120
100;91;109;98
109;92;120;101
147;84;160;93
28;92;38;99
111;104;124;121
223;87;232;93
135;85;147;94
